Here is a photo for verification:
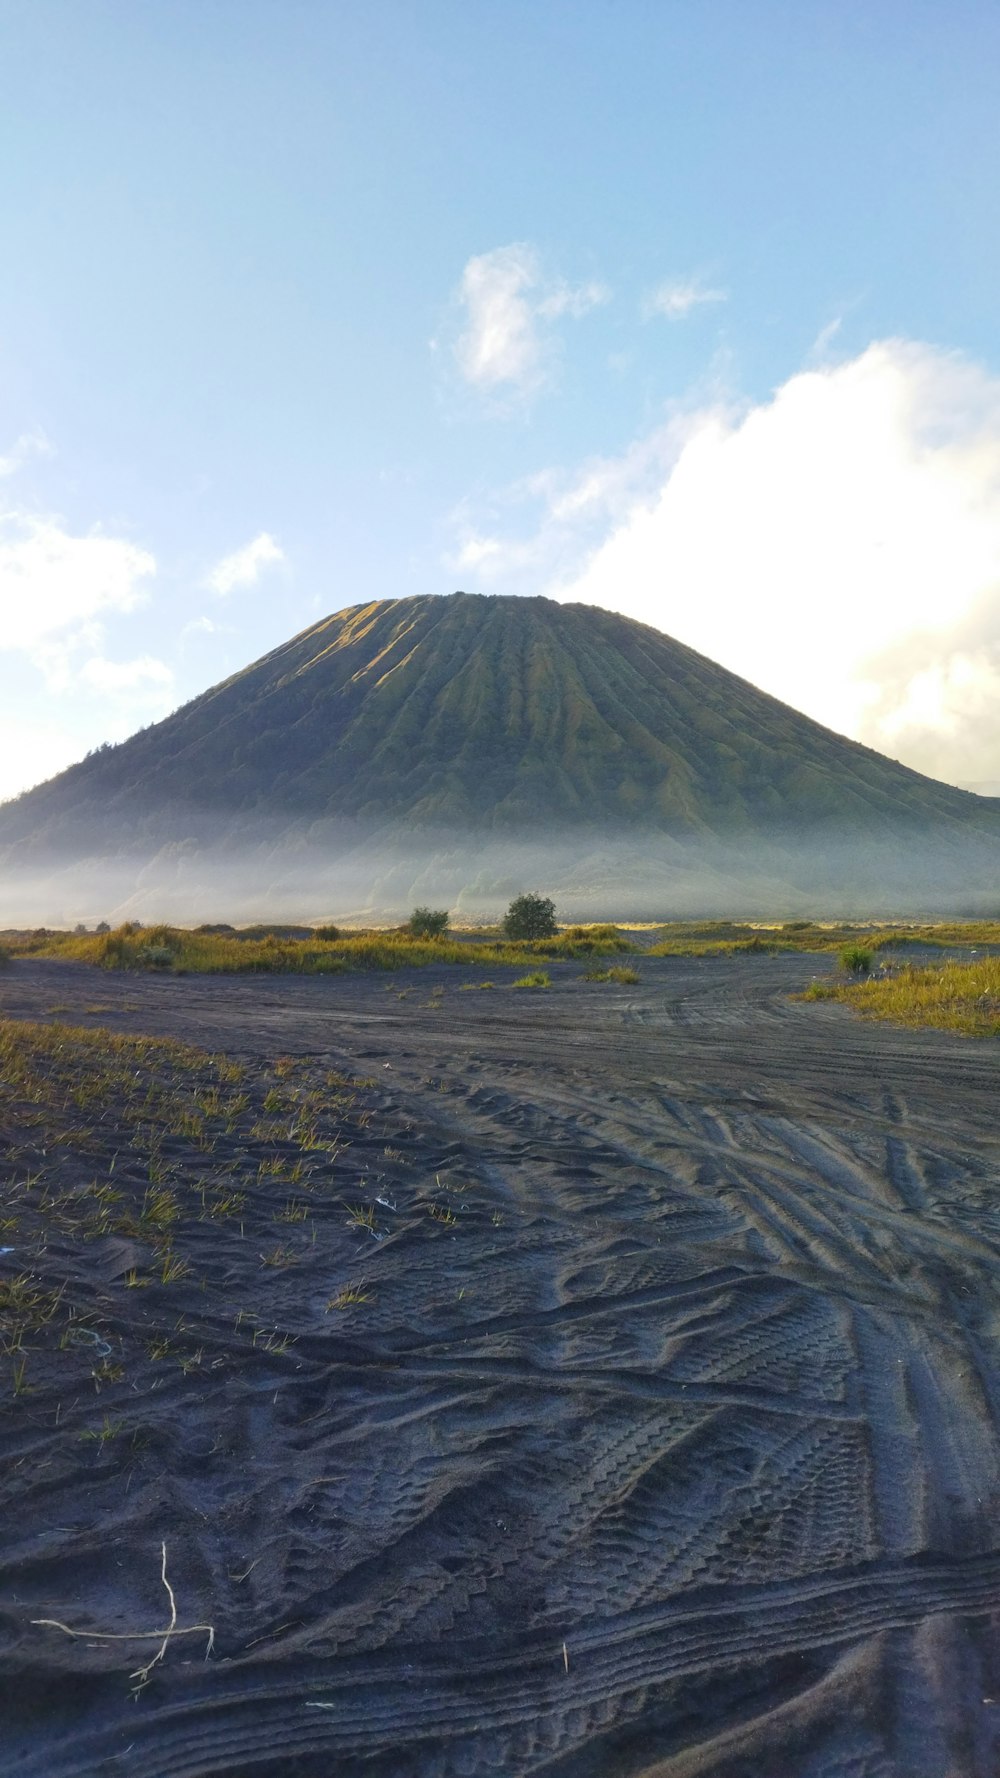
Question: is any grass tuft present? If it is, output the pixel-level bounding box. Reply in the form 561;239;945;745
839;944;874;975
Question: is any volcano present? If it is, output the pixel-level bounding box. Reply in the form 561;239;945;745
2;593;999;922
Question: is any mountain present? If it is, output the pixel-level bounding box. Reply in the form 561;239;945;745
2;593;999;922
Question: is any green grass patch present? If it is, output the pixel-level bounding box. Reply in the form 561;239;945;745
512;970;550;989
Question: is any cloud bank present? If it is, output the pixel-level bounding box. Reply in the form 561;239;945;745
448;339;1000;789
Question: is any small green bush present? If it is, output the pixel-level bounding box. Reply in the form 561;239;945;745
504;894;557;940
513;970;550;989
586;964;639;984
408;907;450;940
314;924;341;942
139;945;176;969
840;944;874;976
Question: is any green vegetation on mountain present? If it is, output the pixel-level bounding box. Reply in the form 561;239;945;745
3;592;998;852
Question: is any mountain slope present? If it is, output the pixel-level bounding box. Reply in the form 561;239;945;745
2;592;997;847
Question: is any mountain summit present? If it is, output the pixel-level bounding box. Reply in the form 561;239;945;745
2;593;999;920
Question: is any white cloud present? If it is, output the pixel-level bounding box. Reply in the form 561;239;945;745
78;654;174;696
447;339;1000;786
452;243;608;400
0;714;90;804
180;614;218;642
0;428;53;478
207;532;285;596
643;279;726;321
0;511;155;649
453;535;504;572
809;316;844;359
445;421;690;587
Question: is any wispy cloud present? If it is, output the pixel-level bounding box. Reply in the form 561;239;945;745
444;422;691;587
809;315;844;358
449;243;609;403
206;532;285;596
537;279;610;321
0;428;53;479
642;279;726;321
180;614;218;642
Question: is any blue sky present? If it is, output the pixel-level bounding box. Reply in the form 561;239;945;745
4;0;1000;798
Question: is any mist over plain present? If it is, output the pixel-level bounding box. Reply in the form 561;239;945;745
3;818;1000;930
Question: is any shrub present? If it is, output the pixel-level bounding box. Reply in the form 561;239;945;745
560;922;625;953
0;945;10;966
138;945;176;969
95;921;111;935
840;944;874;976
513;970;550;989
314;924;341;942
97;923;182;970
503;893;557;940
407;907;450;940
585;964;639;984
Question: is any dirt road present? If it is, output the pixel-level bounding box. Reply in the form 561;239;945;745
3;952;999;1776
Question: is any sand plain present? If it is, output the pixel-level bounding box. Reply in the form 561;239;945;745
2;951;1000;1778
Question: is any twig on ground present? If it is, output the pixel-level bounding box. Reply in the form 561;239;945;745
31;1542;214;1692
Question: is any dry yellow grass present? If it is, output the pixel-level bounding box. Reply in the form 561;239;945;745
808;956;1000;1037
10;923;633;975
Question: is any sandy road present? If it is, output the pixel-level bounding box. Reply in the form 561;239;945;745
2;952;1000;1777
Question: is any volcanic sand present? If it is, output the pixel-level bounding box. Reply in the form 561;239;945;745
2;952;1000;1777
